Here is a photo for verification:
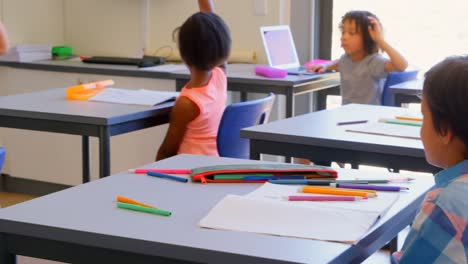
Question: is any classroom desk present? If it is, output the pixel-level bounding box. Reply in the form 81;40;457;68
0;88;173;182
0;154;434;264
241;104;438;173
0;59;173;79
389;79;423;106
172;64;341;117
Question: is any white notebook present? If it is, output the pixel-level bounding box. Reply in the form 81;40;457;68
89;88;179;106
199;182;399;243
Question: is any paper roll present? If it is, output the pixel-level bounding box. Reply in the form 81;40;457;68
151;48;257;64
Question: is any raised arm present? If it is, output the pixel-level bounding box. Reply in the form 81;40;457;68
198;0;214;12
0;21;9;55
368;16;407;72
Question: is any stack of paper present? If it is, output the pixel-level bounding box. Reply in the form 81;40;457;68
0;44;52;62
199;182;399;242
89;88;179;106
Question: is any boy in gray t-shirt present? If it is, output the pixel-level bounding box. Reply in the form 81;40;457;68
307;10;407;105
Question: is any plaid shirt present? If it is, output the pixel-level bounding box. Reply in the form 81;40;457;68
394;160;468;264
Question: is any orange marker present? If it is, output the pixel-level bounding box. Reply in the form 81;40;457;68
302;186;376;198
116;196;155;208
395;116;423;122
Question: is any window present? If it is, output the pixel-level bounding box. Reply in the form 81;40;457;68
331;0;468;74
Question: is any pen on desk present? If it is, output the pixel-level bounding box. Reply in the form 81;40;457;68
337;120;368;126
395;116;423;122
302;186;376;198
269;179;369;185
331;183;408;192
288;195;364;201
146;171;188;183
117;202;171;216
129;168;191;174
116;196;155;208
355;178;415;183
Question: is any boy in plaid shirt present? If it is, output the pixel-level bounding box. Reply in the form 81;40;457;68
393;56;468;263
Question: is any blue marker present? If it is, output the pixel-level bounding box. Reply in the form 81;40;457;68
147;171;188;183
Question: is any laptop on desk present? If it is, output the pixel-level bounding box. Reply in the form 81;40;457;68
260;25;321;76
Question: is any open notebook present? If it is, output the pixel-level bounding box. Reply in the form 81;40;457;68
199;182;399;243
89;88;179;106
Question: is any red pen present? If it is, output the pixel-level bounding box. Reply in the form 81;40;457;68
129;168;191;174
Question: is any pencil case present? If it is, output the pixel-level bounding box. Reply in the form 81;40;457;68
191;164;338;184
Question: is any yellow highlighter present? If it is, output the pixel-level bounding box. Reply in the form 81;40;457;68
66;79;114;100
302;186;376;198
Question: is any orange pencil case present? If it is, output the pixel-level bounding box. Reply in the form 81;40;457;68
66;79;114;100
191;164;338;184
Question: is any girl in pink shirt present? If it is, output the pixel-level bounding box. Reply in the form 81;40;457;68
156;10;231;160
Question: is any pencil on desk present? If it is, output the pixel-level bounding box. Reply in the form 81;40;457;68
116;196;155;208
395;116;423;122
129;168;191;174
288;195;364;201
117;202;171;216
337;120;368;126
302;186;376;198
147;171;188;183
330;183;408;192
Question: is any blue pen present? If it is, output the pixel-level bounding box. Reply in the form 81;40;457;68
147;171;188;183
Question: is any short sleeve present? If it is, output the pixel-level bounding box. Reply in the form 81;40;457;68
367;54;389;79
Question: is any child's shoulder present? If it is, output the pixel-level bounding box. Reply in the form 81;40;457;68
438;175;468;216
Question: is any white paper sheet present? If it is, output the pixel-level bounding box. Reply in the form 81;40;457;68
89;88;179;106
346;122;421;140
199;182;399;242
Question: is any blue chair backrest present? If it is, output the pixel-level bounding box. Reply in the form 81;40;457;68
217;93;275;159
0;147;5;173
381;70;418;106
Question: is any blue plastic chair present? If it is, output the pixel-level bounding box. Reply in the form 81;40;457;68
0;147;5;173
381;70;419;106
217;93;275;159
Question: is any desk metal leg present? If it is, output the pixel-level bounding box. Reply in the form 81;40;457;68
0;235;16;264
82;136;90;183
240;92;248;102
249;142;261;160
285;89;294;118
99;127;111;178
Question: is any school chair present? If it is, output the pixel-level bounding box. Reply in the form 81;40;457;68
217;93;275;159
0;147;5;173
381;70;419;106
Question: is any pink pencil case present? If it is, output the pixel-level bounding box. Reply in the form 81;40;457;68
255;66;287;78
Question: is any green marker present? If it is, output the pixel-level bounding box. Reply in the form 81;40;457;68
117;202;171;216
379;118;422;127
213;173;273;180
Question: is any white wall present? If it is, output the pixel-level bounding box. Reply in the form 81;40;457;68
2;0;64;46
1;0;290;63
148;0;289;64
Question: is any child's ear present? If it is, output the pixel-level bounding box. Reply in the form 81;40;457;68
440;125;454;145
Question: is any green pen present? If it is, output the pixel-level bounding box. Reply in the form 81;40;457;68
117;202;171;216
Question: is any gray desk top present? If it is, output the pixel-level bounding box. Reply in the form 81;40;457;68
0;59;173;79
172;63;340;87
242;104;424;158
389;79;423;95
0;154;434;264
0;88;173;125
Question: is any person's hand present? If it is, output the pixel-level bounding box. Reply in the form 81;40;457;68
307;64;327;73
368;16;383;43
